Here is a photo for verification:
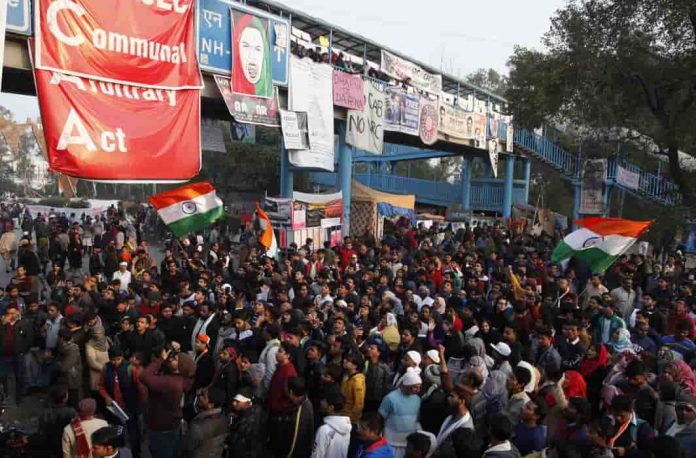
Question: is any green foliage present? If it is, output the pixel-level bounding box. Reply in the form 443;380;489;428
466;68;509;98
506;0;696;209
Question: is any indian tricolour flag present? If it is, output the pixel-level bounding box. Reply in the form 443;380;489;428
149;182;224;237
552;217;652;273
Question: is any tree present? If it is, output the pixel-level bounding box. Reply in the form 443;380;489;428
506;0;696;207
466;68;509;98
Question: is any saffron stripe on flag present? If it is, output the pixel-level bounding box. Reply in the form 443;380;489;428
149;182;215;210
157;191;221;225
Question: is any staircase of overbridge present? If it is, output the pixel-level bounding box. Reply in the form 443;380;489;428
311;128;680;215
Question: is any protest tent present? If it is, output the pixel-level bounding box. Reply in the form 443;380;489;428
350;180;415;238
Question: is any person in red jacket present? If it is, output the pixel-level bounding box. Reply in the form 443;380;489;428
338;239;357;270
268;342;299;457
140;347;194;458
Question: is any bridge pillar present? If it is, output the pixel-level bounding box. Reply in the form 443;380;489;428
573;182;581;228
338;122;352;237
280;145;294;198
523;158;531;204
460;156;472;211
503;155;516;218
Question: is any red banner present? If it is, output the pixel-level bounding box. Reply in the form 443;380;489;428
34;68;201;181
35;0;201;89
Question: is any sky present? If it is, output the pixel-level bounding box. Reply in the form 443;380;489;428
0;0;564;121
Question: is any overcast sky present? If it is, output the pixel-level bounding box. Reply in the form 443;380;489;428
0;0;564;121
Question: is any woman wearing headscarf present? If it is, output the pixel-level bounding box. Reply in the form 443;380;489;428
231;12;273;98
85;325;110;394
664;359;696;396
579;343;609;415
607;328;636;355
381;312;401;352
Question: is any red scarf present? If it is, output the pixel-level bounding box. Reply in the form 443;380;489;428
70;417;91;458
579;344;608;378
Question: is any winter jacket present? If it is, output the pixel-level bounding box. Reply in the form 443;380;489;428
311;415;351;458
228;404;267;458
482;441;522;458
353;437;394;458
365;361;393;405
56;340;82;390
140;357;194;431
341;372;366;423
85;342;109;390
183;408;228;458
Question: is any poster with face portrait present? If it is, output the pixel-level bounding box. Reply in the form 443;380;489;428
473;113;487;148
231;7;273;99
215;75;280;127
419;97;438;146
384;87;420;136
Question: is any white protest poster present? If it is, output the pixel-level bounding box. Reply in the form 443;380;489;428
616;165;640;190
288;57;335;171
488;140;500;178
346;82;385;154
279;109;309;150
506;121;514;152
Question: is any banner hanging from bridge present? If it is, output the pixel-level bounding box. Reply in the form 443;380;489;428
488;140;500;178
419;97;438;146
384;87;420;136
580;159;607;214
332;71;365;111
34;68;201;181
288;56;335;171
616;165;640;190
34;0;202;89
380;50;442;94
346;81;386;155
506;120;514;152
474;113;486;148
438;100;474;140
214;75;280;127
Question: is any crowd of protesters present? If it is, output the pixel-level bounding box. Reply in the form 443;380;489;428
0;201;695;458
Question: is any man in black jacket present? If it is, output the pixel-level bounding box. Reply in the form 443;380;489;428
211;345;239;407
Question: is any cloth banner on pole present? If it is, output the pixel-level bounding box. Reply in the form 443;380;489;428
380;50;442;94
488;140;499;178
214;75;280;127
419;97;438;146
616;165;640;190
474;113;487;148
580;159;607;214
34;0;201;89
288;56;334;171
279;109;309;150
384;87;420;136
346;82;386;155
34;69;201;181
506;121;514;152
332;71;364;111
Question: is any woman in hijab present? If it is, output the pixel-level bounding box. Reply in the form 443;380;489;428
546;370;587;408
466;356;490;383
85;325;110;394
664;359;696;396
607;328;636;355
580;343;610;413
231;12;273;97
380;312;401;352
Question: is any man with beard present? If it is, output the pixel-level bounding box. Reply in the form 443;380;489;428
190;303;220;354
211;345;239;407
432;383;475;456
156;303;189;349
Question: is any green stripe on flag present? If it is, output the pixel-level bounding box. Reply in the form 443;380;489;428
167;206;224;237
552;241;619;273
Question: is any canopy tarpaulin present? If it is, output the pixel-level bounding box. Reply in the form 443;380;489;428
350;180;415;238
351;180;415;209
